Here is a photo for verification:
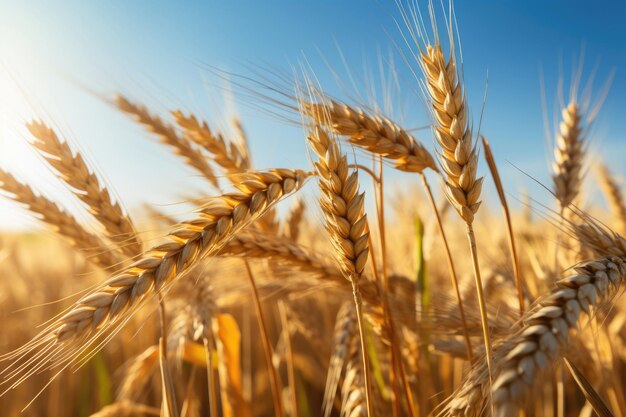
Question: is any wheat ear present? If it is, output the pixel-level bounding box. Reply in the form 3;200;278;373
420;41;491;377
27;121;142;257
323;302;356;417
341;334;368;417
444;256;626;417
172;111;250;174
115;96;218;188
304;100;437;173
597;164;626;235
421;44;483;224
307;125;373;417
0;168;122;269
1;169;309;387
306;97;473;362
283;197;305;241
552;102;584;209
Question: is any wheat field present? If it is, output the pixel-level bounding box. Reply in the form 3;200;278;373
1;2;626;417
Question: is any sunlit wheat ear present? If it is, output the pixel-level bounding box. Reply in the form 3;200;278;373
283;197;305;241
444;256;626;417
552;102;584;209
221;231;342;281
421;43;483;224
220;231;382;305
341;334;367;417
1;168;309;389
114;95;219;188
172;110;250;174
306;124;374;416
117;345;159;401
0;168;122;269
597;164;626;235
303;99;438;173
307;125;369;280
323;302;356;417
27;120;142;257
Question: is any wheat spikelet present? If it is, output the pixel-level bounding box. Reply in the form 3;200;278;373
552;102;584;209
172;111;250;174
421;44;483;224
445;256;626;417
304;100;437;174
27;121;142;257
115;95;219;188
597;164;626;235
2;169;309;387
0;168;122;269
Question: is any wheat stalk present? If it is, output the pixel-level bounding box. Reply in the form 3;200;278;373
419;40;492;379
444;256;626;417
27;121;142;258
2;169;309;387
115;96;219;188
0;168;122;269
552;102;584;209
307;124;373;416
303;100;437;174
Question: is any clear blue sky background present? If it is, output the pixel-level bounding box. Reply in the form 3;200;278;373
0;0;625;229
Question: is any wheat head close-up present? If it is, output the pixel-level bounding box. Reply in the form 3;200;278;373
1;1;626;416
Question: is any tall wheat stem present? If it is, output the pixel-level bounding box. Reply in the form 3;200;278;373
466;225;493;380
420;173;474;362
243;261;284;417
350;282;375;417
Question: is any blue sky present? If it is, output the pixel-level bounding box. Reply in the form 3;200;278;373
0;1;625;229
